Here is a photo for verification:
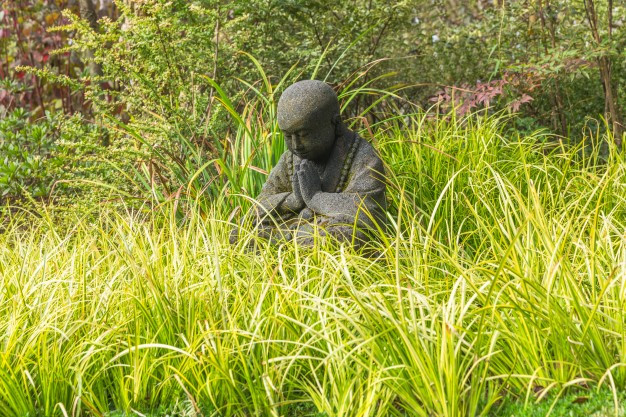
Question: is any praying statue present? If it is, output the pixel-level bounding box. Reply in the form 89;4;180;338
230;80;387;248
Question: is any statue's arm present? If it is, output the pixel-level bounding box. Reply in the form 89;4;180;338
307;193;363;220
299;150;386;225
307;188;384;226
257;192;303;215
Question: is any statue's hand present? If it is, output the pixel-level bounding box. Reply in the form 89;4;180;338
297;159;322;205
292;171;305;207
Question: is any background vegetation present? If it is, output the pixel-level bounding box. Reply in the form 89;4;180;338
1;0;624;204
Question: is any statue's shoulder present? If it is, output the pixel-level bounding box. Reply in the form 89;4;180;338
270;150;292;169
263;150;293;184
353;133;383;166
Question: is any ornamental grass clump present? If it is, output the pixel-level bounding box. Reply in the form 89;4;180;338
0;112;624;417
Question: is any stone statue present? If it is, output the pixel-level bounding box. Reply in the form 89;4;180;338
230;80;387;248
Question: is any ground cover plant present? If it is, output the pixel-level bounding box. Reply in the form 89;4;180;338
1;111;625;416
494;388;626;416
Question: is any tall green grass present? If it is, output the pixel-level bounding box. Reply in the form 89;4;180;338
1;112;625;417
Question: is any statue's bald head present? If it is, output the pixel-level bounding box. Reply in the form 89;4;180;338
277;80;341;161
277;80;340;130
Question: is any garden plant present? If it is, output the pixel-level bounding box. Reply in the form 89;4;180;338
1;0;625;416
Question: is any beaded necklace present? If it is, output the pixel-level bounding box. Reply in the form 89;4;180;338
335;132;359;192
287;133;360;193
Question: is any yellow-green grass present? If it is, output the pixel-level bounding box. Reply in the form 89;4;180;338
1;114;625;417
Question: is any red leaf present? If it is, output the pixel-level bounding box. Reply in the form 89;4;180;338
520;94;533;104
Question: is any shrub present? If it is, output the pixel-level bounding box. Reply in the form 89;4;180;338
0;108;62;200
0;106;138;207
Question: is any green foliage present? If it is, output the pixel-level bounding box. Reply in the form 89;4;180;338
230;0;413;83
5;0;624;205
0;108;62;200
0;106;138;207
49;113;140;203
1;112;625;417
411;0;625;138
44;1;242;207
492;389;626;416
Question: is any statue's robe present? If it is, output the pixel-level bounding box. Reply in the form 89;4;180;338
252;130;387;246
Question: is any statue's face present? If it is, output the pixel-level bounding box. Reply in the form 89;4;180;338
279;112;336;162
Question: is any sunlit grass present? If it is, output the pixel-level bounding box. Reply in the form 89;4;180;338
1;113;625;417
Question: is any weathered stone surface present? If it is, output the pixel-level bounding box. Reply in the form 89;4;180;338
231;80;386;248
